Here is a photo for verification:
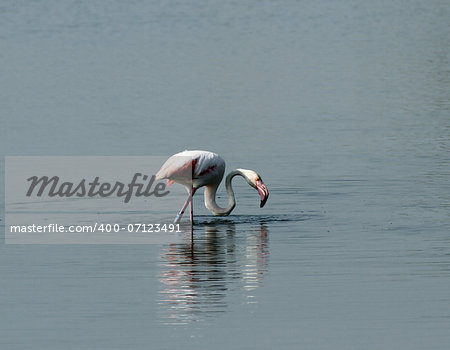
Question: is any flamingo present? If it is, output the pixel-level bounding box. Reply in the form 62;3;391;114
155;150;269;224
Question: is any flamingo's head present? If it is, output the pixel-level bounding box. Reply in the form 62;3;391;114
237;169;269;208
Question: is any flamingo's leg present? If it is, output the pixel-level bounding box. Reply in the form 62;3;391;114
174;187;196;224
189;194;194;224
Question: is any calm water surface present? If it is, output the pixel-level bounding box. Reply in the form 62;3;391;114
1;0;449;349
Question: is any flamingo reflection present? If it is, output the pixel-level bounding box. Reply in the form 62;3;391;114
157;222;269;325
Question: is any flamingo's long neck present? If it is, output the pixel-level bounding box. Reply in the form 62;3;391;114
204;170;243;216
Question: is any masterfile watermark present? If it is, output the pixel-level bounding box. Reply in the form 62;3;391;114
9;223;181;234
5;156;192;244
26;173;169;203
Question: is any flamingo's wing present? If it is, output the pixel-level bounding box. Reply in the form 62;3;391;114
155;150;225;187
191;152;223;179
155;154;194;186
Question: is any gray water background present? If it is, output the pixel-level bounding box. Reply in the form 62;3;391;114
1;0;450;349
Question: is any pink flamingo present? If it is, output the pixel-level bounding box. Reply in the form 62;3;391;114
156;150;269;224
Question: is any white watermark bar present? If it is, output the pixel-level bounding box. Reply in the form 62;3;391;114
5;156;192;244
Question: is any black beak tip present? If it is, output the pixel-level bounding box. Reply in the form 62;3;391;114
260;193;269;208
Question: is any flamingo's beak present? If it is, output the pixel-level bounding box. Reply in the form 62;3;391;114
255;179;269;208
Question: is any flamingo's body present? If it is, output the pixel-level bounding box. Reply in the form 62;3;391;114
156;150;269;224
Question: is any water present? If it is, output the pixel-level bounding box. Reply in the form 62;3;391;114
1;0;450;348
